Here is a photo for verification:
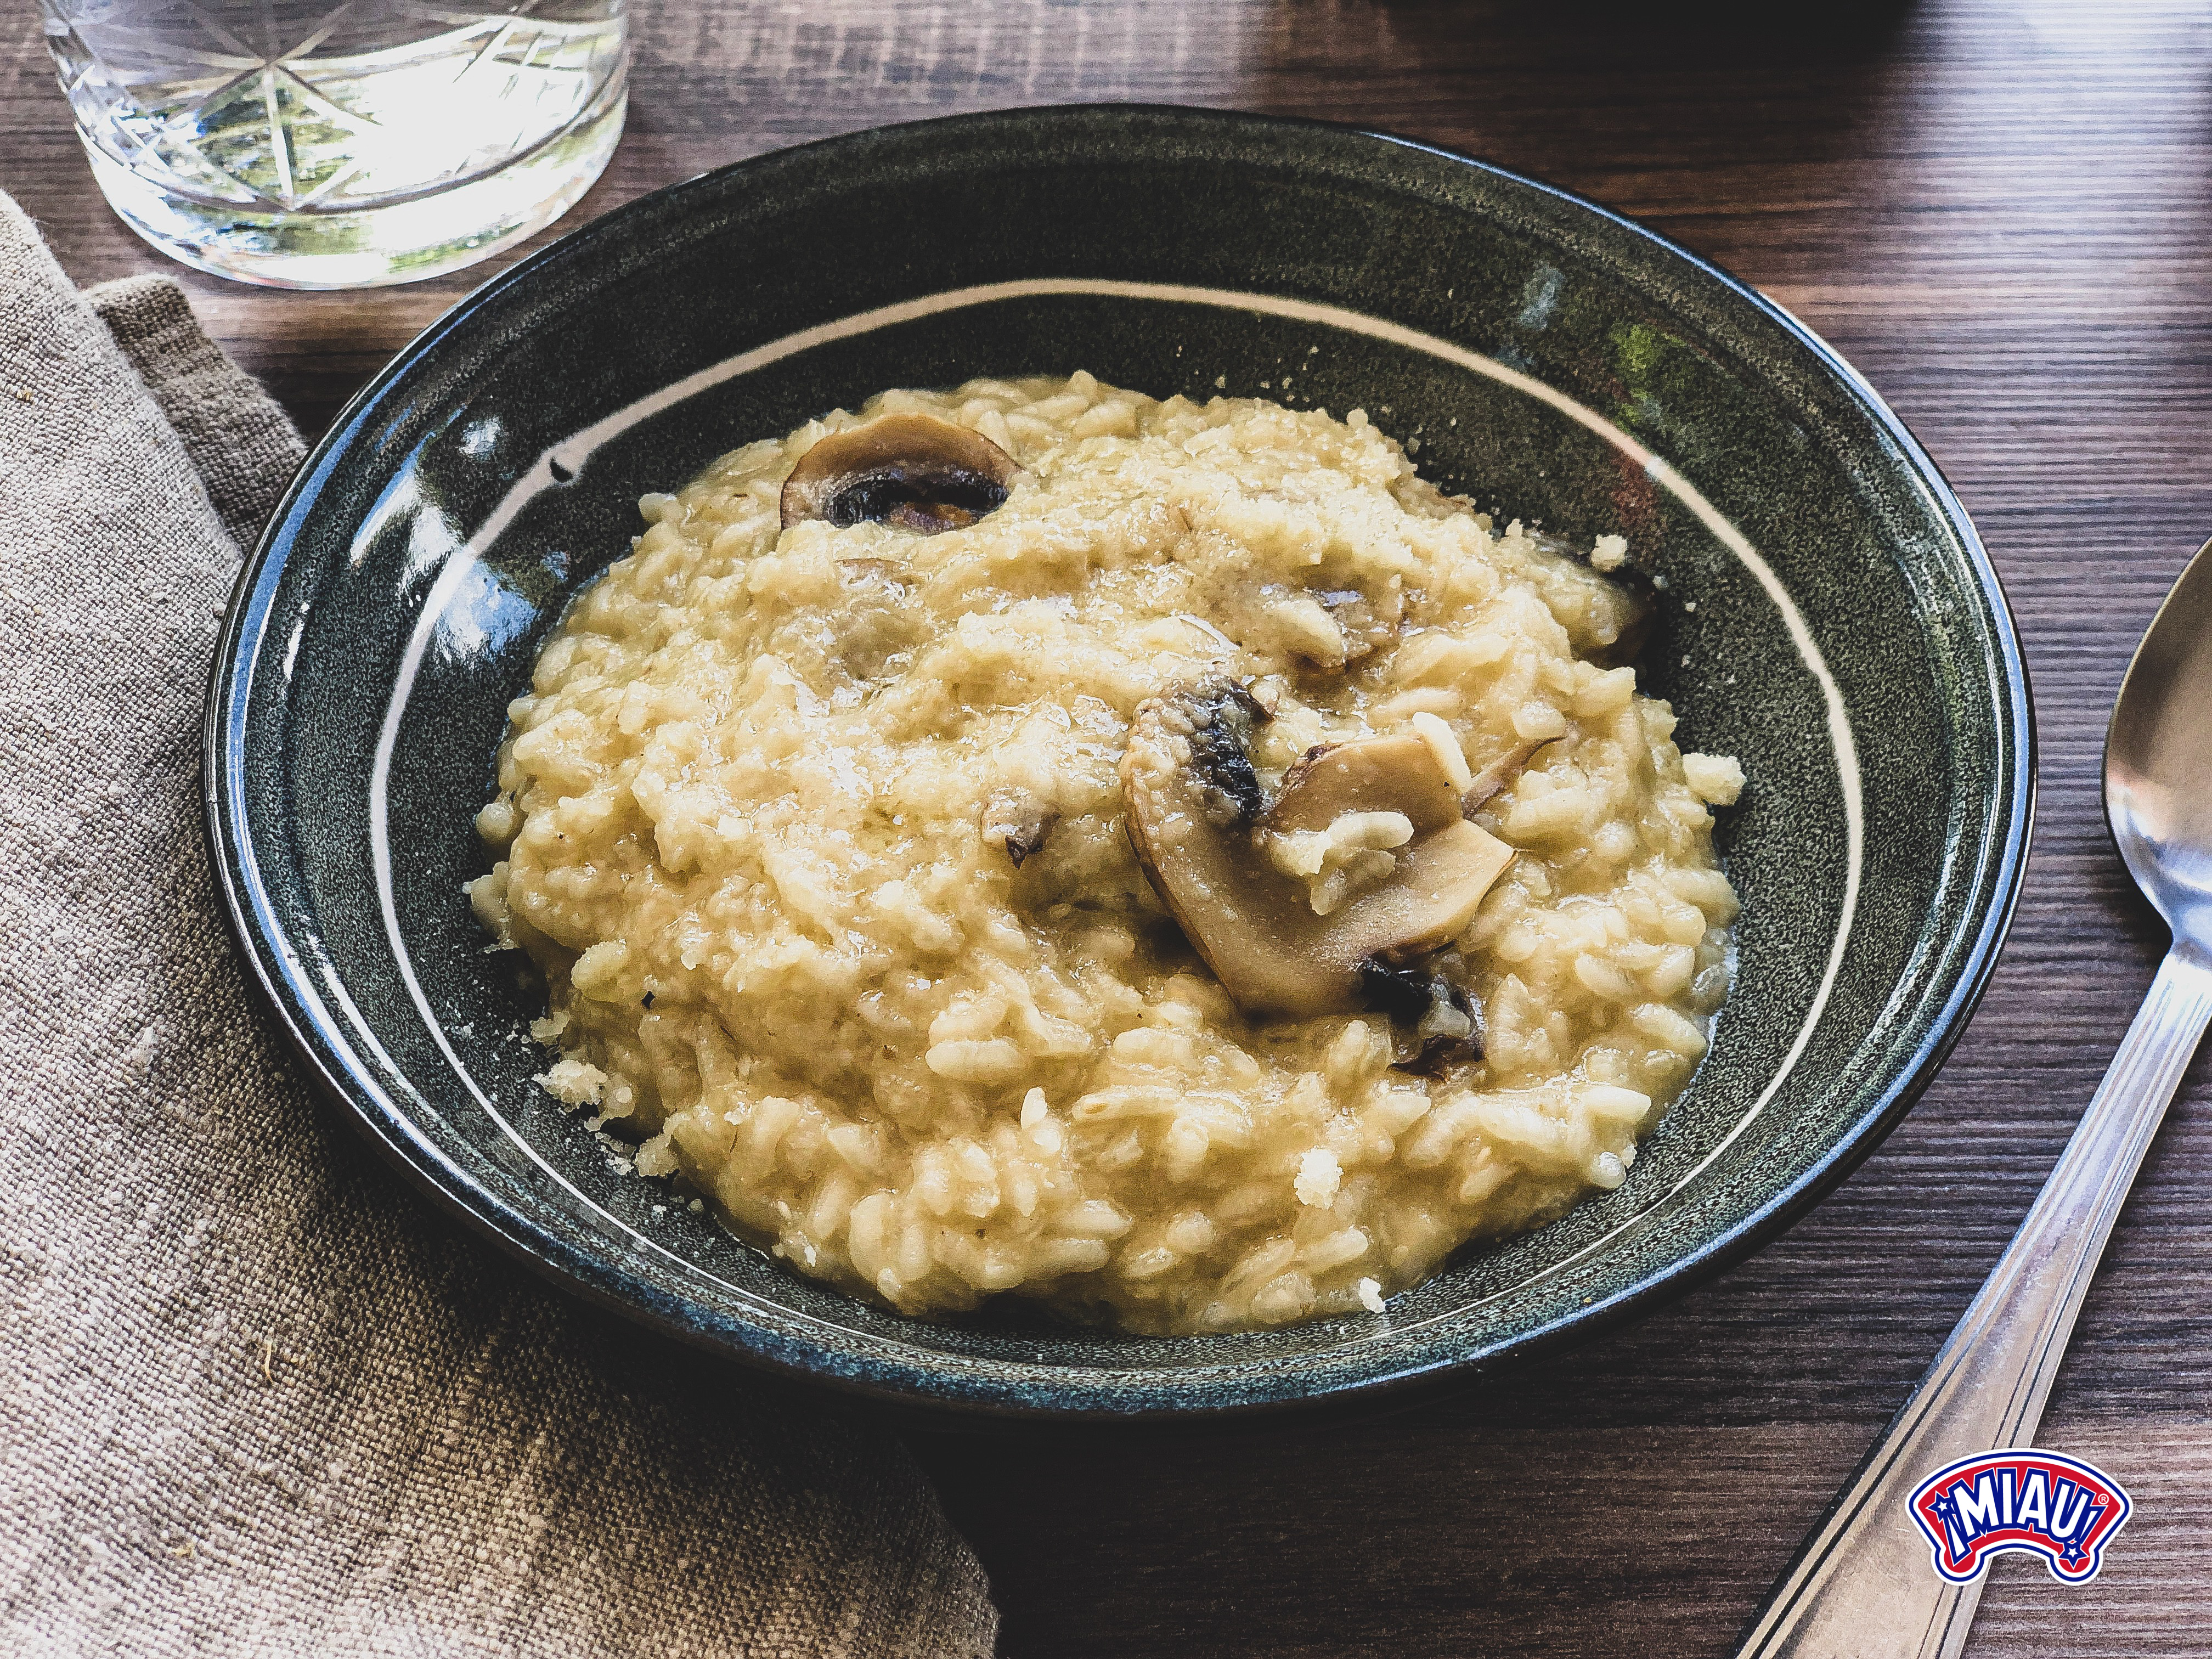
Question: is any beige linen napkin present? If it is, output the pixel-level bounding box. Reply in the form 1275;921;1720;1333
0;195;996;1658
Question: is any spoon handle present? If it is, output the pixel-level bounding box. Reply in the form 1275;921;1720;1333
1736;938;2212;1659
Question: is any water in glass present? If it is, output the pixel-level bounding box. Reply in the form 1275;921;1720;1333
41;0;628;289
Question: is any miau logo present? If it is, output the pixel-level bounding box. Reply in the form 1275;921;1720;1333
1908;1449;2131;1584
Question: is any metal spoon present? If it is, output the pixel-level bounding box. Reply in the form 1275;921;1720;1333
1737;536;2212;1658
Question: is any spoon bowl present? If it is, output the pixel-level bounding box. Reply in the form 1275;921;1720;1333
2107;538;2212;940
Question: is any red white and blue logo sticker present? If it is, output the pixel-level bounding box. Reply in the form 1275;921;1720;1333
1909;1449;2131;1584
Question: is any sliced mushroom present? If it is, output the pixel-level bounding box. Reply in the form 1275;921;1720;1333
1120;684;1516;1019
981;789;1057;868
781;413;1020;534
1462;738;1554;815
1311;586;1395;663
1273;735;1464;835
1357;957;1485;1074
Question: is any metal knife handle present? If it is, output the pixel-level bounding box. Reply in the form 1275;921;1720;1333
1736;939;2212;1659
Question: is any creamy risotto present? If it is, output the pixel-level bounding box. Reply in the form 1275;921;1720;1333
469;373;1744;1335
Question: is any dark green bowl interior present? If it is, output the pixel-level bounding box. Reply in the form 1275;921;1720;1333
207;106;2029;1419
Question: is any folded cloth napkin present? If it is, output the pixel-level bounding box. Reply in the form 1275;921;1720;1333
0;195;996;1658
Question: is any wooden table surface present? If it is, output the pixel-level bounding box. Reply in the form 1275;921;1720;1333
9;3;2209;1654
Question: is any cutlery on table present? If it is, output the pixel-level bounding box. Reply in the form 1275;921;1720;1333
1737;535;2212;1658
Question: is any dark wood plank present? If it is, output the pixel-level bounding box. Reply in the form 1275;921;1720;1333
8;2;2208;1654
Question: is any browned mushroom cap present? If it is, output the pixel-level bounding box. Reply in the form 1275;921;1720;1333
780;413;1021;534
1120;687;1515;1019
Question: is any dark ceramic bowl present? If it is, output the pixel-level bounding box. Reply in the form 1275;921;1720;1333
207;105;2031;1420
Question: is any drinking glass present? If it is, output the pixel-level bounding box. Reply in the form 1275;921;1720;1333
38;0;629;289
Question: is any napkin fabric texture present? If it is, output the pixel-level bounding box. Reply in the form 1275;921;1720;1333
0;194;996;1658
